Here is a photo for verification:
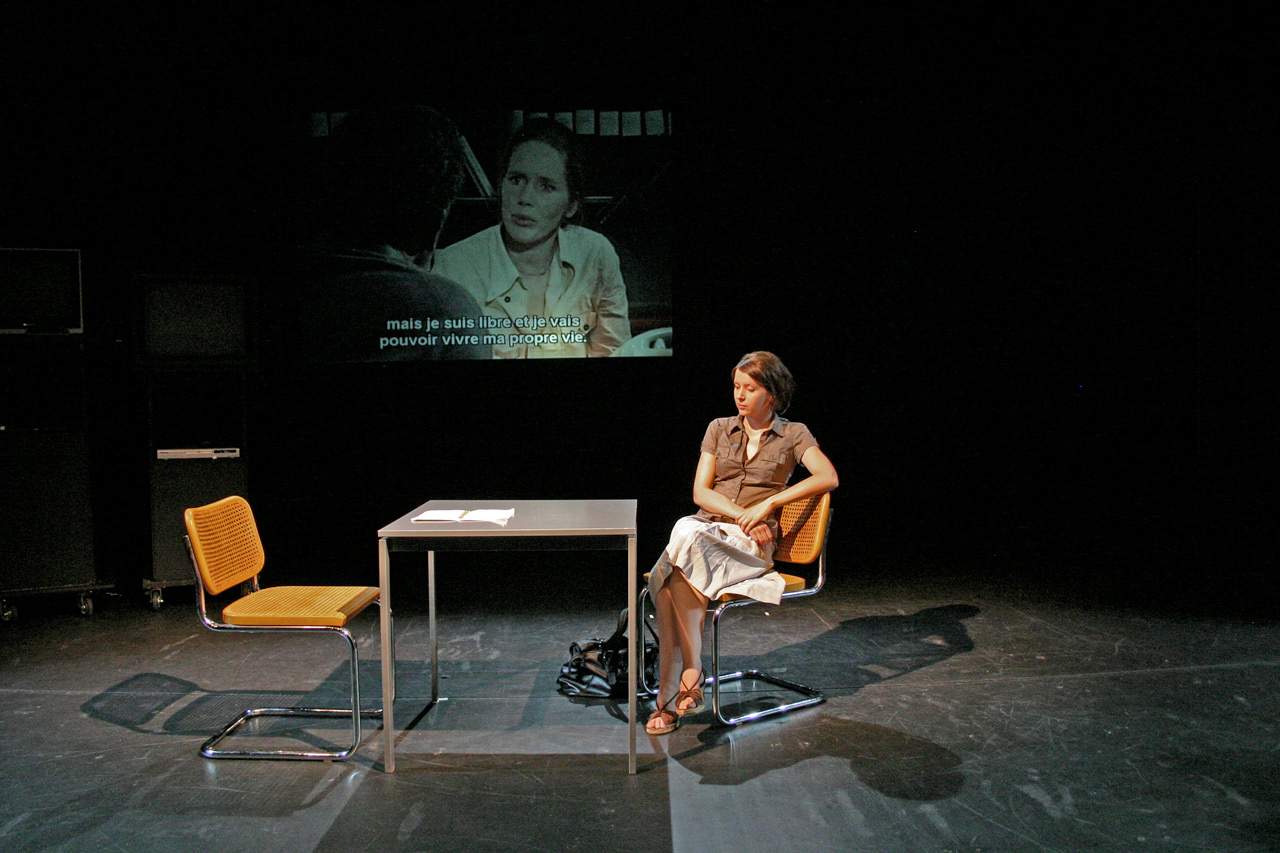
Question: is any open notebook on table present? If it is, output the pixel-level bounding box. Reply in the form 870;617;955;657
410;508;515;525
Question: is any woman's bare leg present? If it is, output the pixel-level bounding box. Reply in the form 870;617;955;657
668;569;709;711
647;568;709;731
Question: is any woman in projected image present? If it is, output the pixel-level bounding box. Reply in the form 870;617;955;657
431;117;631;358
645;351;839;734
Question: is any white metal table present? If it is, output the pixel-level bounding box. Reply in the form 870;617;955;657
376;499;639;773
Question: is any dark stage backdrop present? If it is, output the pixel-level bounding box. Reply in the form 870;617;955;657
0;10;1269;613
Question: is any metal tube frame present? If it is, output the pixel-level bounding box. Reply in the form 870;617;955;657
188;536;391;761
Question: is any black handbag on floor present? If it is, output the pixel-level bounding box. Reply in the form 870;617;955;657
556;608;657;699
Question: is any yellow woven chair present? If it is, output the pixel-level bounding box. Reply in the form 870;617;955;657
184;495;387;760
708;491;831;724
642;492;832;726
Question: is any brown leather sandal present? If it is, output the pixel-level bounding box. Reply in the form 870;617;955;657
646;706;679;735
676;672;705;716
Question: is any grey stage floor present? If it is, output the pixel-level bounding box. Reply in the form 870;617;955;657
2;560;1278;852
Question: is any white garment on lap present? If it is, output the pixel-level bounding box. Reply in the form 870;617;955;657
648;515;784;606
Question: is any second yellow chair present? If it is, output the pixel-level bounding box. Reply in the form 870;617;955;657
184;495;388;760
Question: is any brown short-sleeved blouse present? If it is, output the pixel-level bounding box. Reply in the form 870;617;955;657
695;415;819;533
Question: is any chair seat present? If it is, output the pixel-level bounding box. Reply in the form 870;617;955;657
223;586;379;628
717;572;807;602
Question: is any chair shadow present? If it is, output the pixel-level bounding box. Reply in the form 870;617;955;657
715;603;980;700
79;661;402;750
18;669;383;850
665;603;980;794
676;713;966;799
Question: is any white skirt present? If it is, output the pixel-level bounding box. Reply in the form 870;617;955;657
648;515;784;605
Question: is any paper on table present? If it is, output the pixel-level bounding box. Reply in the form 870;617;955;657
411;508;515;525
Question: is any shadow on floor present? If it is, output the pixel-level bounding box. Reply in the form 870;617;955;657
676;713;965;799
690;601;980;712
648;604;978;795
80;667;386;757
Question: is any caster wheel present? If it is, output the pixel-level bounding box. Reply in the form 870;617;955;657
149;589;164;611
78;593;94;617
1;601;16;622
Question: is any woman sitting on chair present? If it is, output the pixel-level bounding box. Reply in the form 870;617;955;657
646;351;839;734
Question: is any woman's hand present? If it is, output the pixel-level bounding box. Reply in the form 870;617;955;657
744;521;774;548
736;500;776;547
735;500;774;533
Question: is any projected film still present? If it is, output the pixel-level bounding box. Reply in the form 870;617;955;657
294;106;674;362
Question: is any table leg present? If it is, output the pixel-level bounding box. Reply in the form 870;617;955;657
429;550;439;703
379;536;396;772
628;533;637;775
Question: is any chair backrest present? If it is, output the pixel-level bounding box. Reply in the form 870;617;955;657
773;492;832;565
184;495;265;595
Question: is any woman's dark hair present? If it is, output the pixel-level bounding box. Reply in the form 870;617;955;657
732;351;796;415
497;116;588;214
324;105;466;253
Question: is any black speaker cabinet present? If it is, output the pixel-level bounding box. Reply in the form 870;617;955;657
147;450;247;606
0;429;107;614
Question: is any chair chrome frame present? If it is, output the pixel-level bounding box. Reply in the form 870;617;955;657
706;536;827;725
185;536;392;762
640;493;831;726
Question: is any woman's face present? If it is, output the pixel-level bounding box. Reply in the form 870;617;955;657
733;369;775;421
500;140;579;250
